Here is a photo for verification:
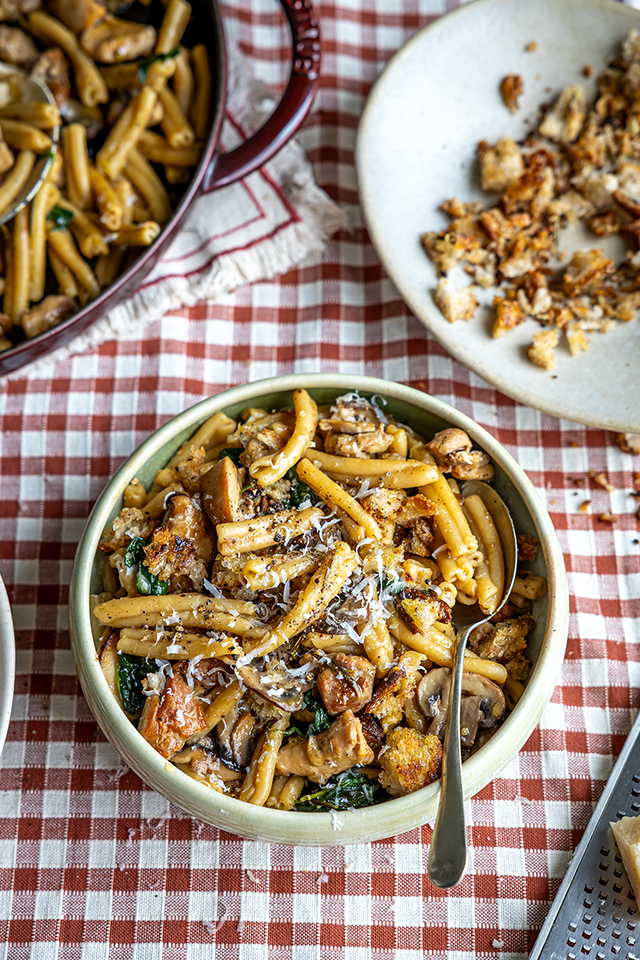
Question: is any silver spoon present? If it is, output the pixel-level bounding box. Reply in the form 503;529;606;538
427;479;518;889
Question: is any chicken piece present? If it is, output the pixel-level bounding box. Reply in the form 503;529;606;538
319;398;379;435
99;506;155;552
144;493;214;590
0;0;40;22
20;295;76;340
433;277;478;323
324;424;394;458
138;672;207;760
539;84;586;144
527;328;559;370
81;14;156;63
0;24;38;65
47;0;105;33
425;428;494;481
378;727;442;797
562;249;615;296
501;74;523;113
274;709;374;784
469;613;534;663
200;456;241;526
30;48;71;106
478;137;524;192
316;653;376;715
492;296;525;338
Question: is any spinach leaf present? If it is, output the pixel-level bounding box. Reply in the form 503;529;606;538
38;149;55;161
218;447;243;466
135;565;169;596
124;536;147;567
117;652;159;715
137;46;180;84
123;536;168;595
285;465;313;507
304;690;331;735
295;770;388;811
48;205;74;231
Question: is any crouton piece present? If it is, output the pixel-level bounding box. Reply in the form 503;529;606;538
99;507;155;553
492;296;526;338
527;329;560;370
144;494;214;591
562;249;615;296
539;84;586;143
433;277;478;323
501;74;523;113
469;614;534;663
478;137;524;192
565;321;590;356
378;727;442;797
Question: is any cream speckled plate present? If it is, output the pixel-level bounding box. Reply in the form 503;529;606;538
0;576;15;761
357;0;640;431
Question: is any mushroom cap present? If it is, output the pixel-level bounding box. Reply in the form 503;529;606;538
427;428;472;458
416;668;506;747
235;657;317;713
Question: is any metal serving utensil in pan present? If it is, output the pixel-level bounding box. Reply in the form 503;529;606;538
0;62;59;226
427;480;518;889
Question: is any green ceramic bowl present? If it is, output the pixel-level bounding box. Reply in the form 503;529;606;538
69;374;568;845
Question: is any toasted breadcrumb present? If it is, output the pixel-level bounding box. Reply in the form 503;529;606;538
501;74;524;113
598;511;617;523
525;41;538;52
434;277;478;323
616;433;640;454
492;296;525;337
378;727;442;797
589;469;615;493
527;329;559;370
478;137;524;192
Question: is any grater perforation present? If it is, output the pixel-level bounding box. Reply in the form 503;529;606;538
530;711;640;960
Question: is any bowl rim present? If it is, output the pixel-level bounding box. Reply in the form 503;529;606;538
0;575;15;761
69;374;569;845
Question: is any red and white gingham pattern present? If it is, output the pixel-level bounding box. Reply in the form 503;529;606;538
1;1;640;957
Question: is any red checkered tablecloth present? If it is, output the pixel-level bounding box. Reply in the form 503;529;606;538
1;1;640;957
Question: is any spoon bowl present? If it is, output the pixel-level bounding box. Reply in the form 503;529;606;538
0;62;59;225
427;480;518;889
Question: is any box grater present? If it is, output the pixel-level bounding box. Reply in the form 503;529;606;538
530;710;640;960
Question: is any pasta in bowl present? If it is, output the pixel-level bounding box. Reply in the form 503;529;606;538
70;375;568;845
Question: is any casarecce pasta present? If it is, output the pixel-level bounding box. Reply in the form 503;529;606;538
94;390;546;811
0;0;211;354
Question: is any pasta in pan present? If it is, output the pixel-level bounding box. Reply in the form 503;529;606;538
94;390;546;811
0;0;211;354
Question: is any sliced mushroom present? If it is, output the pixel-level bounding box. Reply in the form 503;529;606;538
200;456;241;526
80;14;156;63
171;741;244;780
427;428;472;461
235;657;316;713
214;706;260;771
416;667;506;749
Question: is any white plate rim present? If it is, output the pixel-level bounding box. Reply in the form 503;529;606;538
356;0;640;431
0;576;15;761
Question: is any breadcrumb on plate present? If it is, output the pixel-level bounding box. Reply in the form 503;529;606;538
527;329;560;370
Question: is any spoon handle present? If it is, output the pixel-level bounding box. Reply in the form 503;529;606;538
427;624;472;888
